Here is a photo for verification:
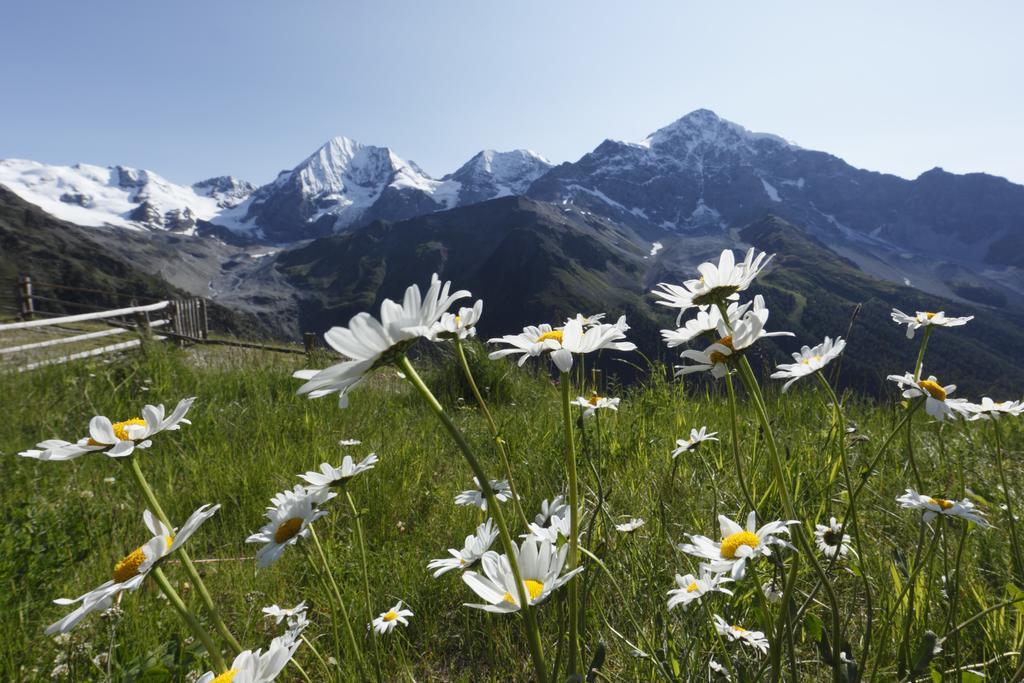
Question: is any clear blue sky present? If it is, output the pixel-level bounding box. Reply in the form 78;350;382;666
2;1;1022;186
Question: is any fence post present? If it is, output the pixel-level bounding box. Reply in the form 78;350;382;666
303;332;317;357
198;298;209;339
17;274;34;319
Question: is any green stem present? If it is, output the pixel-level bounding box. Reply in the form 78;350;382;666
724;370;757;512
308;524;363;671
302;546;344;675
992;419;1024;580
346;491;383;683
151;567;227;673
913;326;933;381
397;355;549;683
816;372;874;667
560;370;582;678
734;354;844;683
454;338;531;529
128;457;243;654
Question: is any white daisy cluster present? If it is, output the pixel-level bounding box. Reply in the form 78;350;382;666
488;313;636;373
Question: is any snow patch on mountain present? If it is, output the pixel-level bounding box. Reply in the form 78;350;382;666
761;179;781;202
446;149;553;205
0;158;227;233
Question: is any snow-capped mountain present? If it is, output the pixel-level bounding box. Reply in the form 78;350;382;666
444;149;552;206
192;176;256;209
0;159;253;234
526;108;1024;268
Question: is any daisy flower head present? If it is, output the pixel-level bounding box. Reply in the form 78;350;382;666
47;504;219;635
661;301;751;347
770;336;846;392
678;511;796;580
615;518;646;533
524;513;571;545
462;538;583;613
713;615;770;655
652;248;773;319
534;495;569;527
667;569;733;611
571;392;621;418
428;519;499;577
896;489;990;527
298;454;379;495
433;299;483;340
20;397;195;461
815;517;852;559
676;296;792;378
887;371;970;421
294;274;469;408
454;477;514;511
197;634;301;683
262;601;308;625
672;426;719;458
962;397;1024;421
371;600;413;635
891;308;973;339
488;315;635;373
247;487;328;568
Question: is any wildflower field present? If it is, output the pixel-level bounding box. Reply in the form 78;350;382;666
3;250;1024;682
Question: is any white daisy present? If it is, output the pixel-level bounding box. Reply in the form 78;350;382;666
454;477;514;511
676;296;792;377
47;504;219;635
761;579;783;603
961;398;1024;421
488;315;635;373
652;248;773;319
524;513;571;544
247;487;328;568
678;511;796;579
433;299;483;340
614;518;646;533
427;520;499;577
534;495;570;527
709;658;732;680
896;489;990;526
814;517;852;559
462;538;584;613
294;274;469;408
887;371;970;421
713;615;770;655
262;602;308;624
661;301;751;347
891;308;973;339
571;392;621;418
667;570;733;610
196;633;300;683
20;398;195;461
770;336;846;392
338;438;362;446
297;454;379;495
371;600;413;634
672;426;719;458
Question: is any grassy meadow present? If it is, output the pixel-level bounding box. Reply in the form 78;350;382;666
2;340;1023;681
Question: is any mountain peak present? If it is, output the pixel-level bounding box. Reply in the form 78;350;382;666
445;149;553;202
641;109;792;151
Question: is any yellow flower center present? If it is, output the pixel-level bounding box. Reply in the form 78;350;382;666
924;312;937;319
588;393;602;406
113;536;172;582
928;497;955;510
686;582;700;593
524;579;545;601
88;417;146;445
382;610;399;622
210;670;238;683
918;380;947;401
708;336;735;365
720;530;760;559
536;330;563;344
732;625;747;633
274;517;304;544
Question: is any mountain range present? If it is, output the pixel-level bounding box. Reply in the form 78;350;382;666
2;109;1022;395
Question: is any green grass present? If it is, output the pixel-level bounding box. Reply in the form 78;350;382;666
1;340;1022;681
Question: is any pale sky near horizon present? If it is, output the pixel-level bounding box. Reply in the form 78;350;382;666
1;1;1022;186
